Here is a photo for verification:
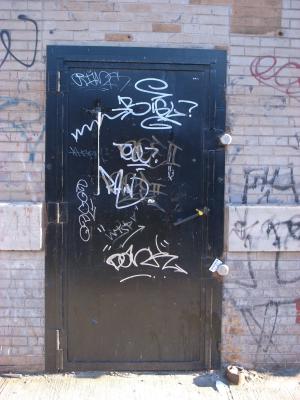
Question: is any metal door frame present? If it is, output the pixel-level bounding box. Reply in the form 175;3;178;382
45;45;226;372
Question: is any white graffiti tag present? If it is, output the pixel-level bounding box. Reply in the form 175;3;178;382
105;78;199;129
99;166;150;209
71;70;131;92
69;78;198;142
112;136;182;180
76;179;96;242
105;234;188;282
70;119;98;143
112;141;159;168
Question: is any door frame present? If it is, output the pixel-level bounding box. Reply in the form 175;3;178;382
45;45;226;372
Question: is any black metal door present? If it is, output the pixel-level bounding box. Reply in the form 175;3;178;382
46;46;226;372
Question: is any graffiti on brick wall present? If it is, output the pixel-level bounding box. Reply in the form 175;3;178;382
0;15;38;70
242;166;299;205
226;252;300;364
226;206;300;364
0;96;44;162
230;207;300;252
230;208;259;250
291;133;300;150
250;56;300;101
262;95;287;112
0;15;41;162
262;216;300;255
225;57;300;366
226;287;300;364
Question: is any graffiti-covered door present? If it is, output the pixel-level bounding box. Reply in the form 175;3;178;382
46;46;226;371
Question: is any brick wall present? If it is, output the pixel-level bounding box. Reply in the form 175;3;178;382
224;0;300;368
0;0;299;371
0;251;44;371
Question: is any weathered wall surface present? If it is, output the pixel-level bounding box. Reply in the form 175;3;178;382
0;0;299;371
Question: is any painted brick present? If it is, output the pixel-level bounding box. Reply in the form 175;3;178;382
0;203;43;251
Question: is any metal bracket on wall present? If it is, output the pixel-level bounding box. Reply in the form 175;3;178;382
57;71;61;92
56;329;63;371
47;202;68;224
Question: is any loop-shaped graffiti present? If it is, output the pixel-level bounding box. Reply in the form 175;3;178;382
250;56;300;100
0;15;38;70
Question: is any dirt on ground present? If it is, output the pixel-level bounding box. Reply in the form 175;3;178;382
0;368;299;400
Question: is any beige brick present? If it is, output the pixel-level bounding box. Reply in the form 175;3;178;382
105;33;133;41
190;0;231;4
119;22;152;32
88;2;115;12
231;0;281;34
152;23;182;33
120;4;152;12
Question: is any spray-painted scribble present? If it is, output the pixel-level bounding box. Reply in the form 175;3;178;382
70;119;98;143
231;208;259;249
113;140;159;169
226;290;298;365
98;211;138;241
70;94;198;141
229;146;242;164
68;146;97;160
98;164;166;210
113;136;182;180
263;96;287;112
0;15;38;70
242;167;299;204
71;70;131;92
119;274;153;282
227;205;300;365
274;251;300;285
105;78;199;129
230;206;300;252
97;211;146;248
0;96;44;162
226;250;300;364
105;234;187;282
98;166;150;209
290;133;300;150
262;215;300;251
250;56;300;101
76;179;96;242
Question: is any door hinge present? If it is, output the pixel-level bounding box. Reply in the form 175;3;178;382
47;202;68;224
56;329;63;371
57;71;61;92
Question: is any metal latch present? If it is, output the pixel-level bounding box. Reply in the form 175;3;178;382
47;202;68;224
56;329;63;371
173;207;210;226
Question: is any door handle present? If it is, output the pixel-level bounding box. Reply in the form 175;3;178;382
173;207;210;226
195;207;210;217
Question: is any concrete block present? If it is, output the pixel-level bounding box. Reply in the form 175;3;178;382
227;205;300;251
0;203;43;251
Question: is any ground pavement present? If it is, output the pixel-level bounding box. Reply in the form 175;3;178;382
0;369;299;400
